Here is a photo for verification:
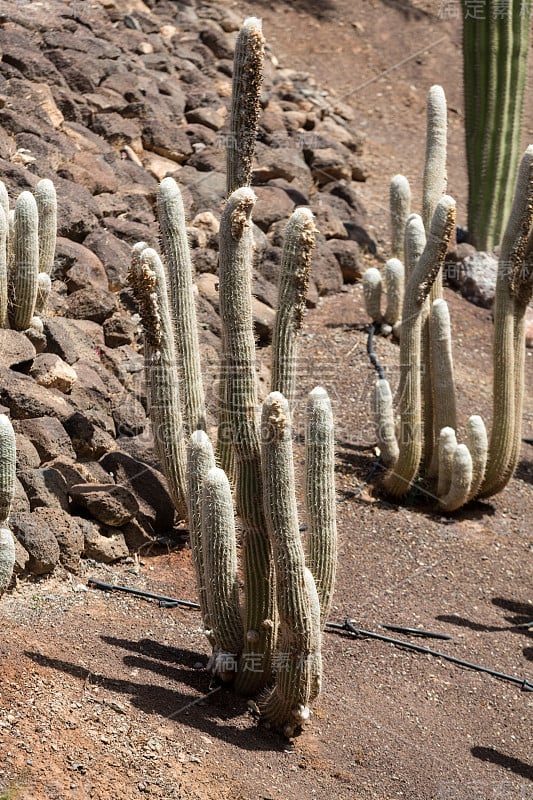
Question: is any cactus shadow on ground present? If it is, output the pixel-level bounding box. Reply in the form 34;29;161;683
25;648;290;752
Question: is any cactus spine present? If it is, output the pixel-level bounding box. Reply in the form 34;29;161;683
462;0;532;250
0;415;16;594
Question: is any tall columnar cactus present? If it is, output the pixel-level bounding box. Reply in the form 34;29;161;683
381;195;456;499
157;177;206;434
422;85;447;251
35;178;57;276
128;244;188;521
479;144;533;496
0;415;16;595
305;387;337;628
0;205;8;329
462;0;532;251
132;201;336;731
201;467;244;681
363;86;447;340
271;208;316;407
186;430;216;637
258;392;321;736
217;187;277;695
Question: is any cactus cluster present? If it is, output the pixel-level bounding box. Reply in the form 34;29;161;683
0;178;56;332
129;18;337;736
370;85;533;511
0;415;16;595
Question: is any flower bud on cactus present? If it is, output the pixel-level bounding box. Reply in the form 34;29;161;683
226;17;265;195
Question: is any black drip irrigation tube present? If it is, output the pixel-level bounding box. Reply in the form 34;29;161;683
367;322;385;379
87;579;532;692
326;619;533;692
87;578;200;609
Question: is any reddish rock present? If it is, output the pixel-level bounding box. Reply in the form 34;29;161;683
11;512;60;575
0;330;37;369
65;287;117;324
33;507;84;573
30;353;78;394
0;368;74;422
69;483;139;527
13;417;76;463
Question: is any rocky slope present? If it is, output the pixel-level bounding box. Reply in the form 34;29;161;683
0;0;372;577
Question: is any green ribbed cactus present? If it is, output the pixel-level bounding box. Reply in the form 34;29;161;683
462;0;532;251
0;178;57;331
12;191;39;332
0;415;16;595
